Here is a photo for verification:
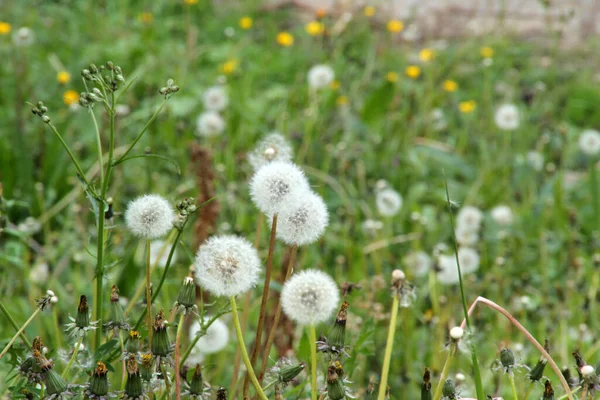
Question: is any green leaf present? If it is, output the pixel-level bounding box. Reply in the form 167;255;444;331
94;339;119;368
361;82;395;125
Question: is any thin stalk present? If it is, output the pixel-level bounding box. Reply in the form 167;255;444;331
175;314;185;400
590;160;599;230
62;335;84;378
46;123;89;186
0;301;32;348
309;325;318;400
432;343;456;400
90;109;104;185
161;364;171;397
377;296;399;400
145;240;153;344
581;386;589;400
557;387;581;400
508;373;518;400
0;308;41;359
230;296;268;400
115;99;166;163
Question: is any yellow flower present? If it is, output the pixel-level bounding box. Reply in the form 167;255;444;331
459;100;476;113
337;95;349;106
443;79;458;92
364;6;375;17
315;9;327;19
386;72;398;83
405;65;421;79
138;12;153;23
480;46;494;58
239;16;253;30
305;21;324;36
184;0;198;4
330;80;341;90
276;31;294;47
220;59;238;75
387;20;403;33
57;71;71;85
419;48;435;62
63;90;80;106
0;22;11;35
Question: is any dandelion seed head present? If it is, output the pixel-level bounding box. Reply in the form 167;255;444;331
196;111;225;137
13;27;34;47
527;151;544;171
581;365;595;377
456;206;483;231
307;64;335;90
402;251;432;277
376;187;402;217
455;226;479;247
494;103;520;131
202;86;229;112
276;191;329;246
450;326;464;340
249;162;309;215
579;129;600;156
248;133;294;171
189;317;229;356
281;269;339;325
125;194;175;239
458;247;480;274
491;205;513;226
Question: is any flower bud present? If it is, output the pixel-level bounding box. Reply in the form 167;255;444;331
500;348;515;369
543;380;554;400
442;379;456;399
126;330;141;353
89;361;109;396
326;361;345;400
125;355;143;398
76;295;90;328
151;310;171;357
175;277;196;311
421;368;432;400
140;353;154;381
41;115;50;123
44;368;68;396
327;301;348;353
189;364;204;395
278;362;305;383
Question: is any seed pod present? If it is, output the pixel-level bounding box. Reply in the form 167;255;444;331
328;301;349;352
44;368;68;395
543;380;554;400
278;362;305;383
76;295;90;328
176;277;196;310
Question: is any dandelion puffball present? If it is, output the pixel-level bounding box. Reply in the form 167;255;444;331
248;133;293;171
376;188;402;217
455;226;479;247
196;111;225;137
281;269;339;325
494;103;520;131
581;365;595;377
490;205;513;226
189;317;229;355
458;247;480;274
456;206;483;232
307;64;335;90
194;235;261;297
249;162;310;215
402;251;432;277
449;326;464;340
527;151;544;171
202;86;229;112
125;194;175;239
276;191;329;246
579;129;600;156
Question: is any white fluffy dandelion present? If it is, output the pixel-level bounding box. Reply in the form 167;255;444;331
491;205;513;226
194;235;261;297
494;103;520;131
402;251;432;277
202;86;229;112
307;64;335;90
436;248;479;285
430;108;448;131
248;133;293;171
281;269;339;325
189;317;229;355
527;151;544;171
579;129;600;156
376;188;402;217
125;194;175;239
13;27;34;47
276;191;329;246
456;206;483;232
196;111;225;137
455;226;479;247
458;247;480;274
249;162;310;215
449;326;464;340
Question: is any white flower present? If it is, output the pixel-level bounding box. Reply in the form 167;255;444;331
307;64;335;90
202;86;229;112
402;251;432;277
135;240;177;268
458;247;480;274
276;191;329;246
249;162;310;215
579;129;600;156
455;226;479;247
450;326;464;340
456;206;483;232
491;205;513;225
13;27;34;47
29;261;49;284
526;151;544;171
189;317;229;355
281;269;339;325
436;248;479;285
376;188;402;217
494;104;520;130
431;108;447;131
248;133;293;171
125;194;175;239
194;235;261;297
196;111;225;137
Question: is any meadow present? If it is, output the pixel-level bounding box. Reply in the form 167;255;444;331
1;1;600;399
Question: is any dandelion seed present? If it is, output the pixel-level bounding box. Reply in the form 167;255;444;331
248;133;293;171
202;86;229;112
196;111;225;137
456;206;483;231
457;247;480;273
362;218;384;236
281;269;340;325
494;104;520;131
431;108;448;131
276;191;329;246
307;64;335;90
189;317;229;356
455;225;479;247
449;326;464;340
376;187;402;217
491;205;513;226
125;194;175;239
579;129;600;156
249;161;309;215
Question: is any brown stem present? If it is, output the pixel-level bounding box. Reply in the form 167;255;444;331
459;296;573;400
175;314;185;400
258;245;298;383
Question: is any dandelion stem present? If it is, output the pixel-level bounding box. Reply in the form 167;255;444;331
432;343;456;400
62;335;84;378
175;313;185;400
230;296;269;400
309;324;318;400
590;160;599;230
162;363;171;397
0;301;32;348
377;295;399;400
90;109;104;185
508;373;519;400
0;308;40;359
145;239;153;345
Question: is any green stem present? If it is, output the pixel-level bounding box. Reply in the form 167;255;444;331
590;160;599;230
47;123;89;186
432;343;456;400
263;380;277;392
146;240;153;345
0;301;32;348
115;99;166;163
230;296;269;400
558;386;581;400
309;325;318;400
175;314;185;400
508;373;518;400
0;308;40;359
377;296;399;400
90;109;104;185
62;335;84;378
161;364;171;397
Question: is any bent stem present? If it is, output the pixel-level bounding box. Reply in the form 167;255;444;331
230;296;269;400
175;314;185;400
0;308;41;359
62;335;84;378
377;295;399;400
309;325;318;400
432;343;456;400
459;296;573;400
0;301;32;348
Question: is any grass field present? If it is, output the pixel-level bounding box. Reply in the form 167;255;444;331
1;1;600;399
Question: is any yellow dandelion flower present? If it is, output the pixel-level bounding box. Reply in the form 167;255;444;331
184;0;198;4
480;46;494;58
364;6;375;17
337;95;349;106
386;72;398;83
63;90;79;106
220;59;238;75
330;80;341;90
459;100;476;113
305;21;324;36
405;65;421;79
419;48;435;62
276;31;294;47
442;79;458;92
387;20;403;33
0;22;11;35
57;71;71;85
138;12;153;23
239;16;253;30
